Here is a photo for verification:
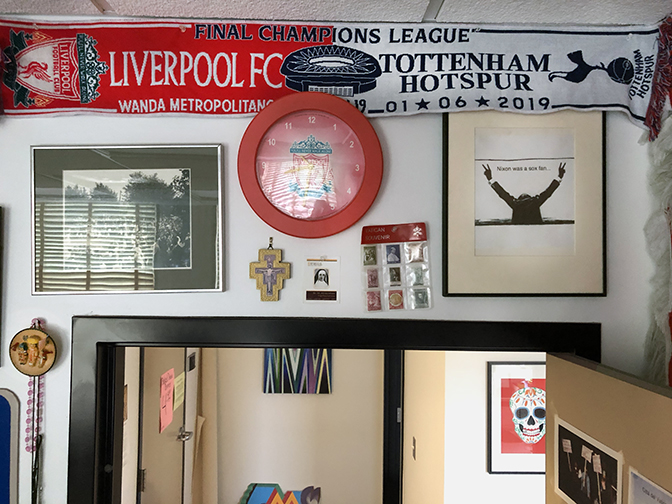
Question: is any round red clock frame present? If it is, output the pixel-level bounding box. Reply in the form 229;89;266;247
238;92;383;239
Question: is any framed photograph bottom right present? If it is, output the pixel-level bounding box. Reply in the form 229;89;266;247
555;417;623;504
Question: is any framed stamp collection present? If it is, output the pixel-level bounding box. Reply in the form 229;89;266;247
360;223;431;312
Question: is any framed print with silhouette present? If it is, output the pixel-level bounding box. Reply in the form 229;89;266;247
442;110;605;296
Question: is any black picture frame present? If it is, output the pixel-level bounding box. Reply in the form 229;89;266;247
31;145;222;293
487;360;546;474
442;111;606;296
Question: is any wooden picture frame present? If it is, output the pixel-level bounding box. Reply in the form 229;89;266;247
443;111;605;296
31;145;222;293
487;361;546;474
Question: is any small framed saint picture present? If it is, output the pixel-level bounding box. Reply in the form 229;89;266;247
487;361;546;474
304;257;339;302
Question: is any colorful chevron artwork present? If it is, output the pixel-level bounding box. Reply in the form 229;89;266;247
238;483;321;504
263;348;332;394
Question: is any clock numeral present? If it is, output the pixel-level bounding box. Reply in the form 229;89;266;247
267;138;276;146
330;204;335;209
308;116;316;124
262;162;267;169
285;122;292;129
355;164;360;171
347;188;352;194
349;141;355;148
333;124;337;130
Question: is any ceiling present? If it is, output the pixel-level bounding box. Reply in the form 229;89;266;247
0;0;670;26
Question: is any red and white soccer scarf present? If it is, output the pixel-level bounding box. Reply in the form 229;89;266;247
0;15;672;139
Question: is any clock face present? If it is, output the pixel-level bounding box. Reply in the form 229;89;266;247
238;92;383;238
256;109;365;221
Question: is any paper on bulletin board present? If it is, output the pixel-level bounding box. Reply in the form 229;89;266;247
304;257;340;302
173;372;185;411
159;368;174;433
630;468;672;504
581;445;593;461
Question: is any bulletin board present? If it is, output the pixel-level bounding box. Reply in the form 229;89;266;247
546;354;672;504
0;389;19;504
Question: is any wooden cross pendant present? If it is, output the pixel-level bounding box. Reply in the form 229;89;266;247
250;245;290;302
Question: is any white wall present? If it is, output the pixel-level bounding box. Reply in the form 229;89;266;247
0;109;653;503
215;348;384;504
444;351;547;504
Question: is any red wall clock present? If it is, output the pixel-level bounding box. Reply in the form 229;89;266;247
238;92;383;238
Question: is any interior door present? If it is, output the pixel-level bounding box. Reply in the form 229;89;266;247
139;347;186;504
181;349;199;504
402;351;445;504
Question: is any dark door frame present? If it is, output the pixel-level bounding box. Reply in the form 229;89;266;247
69;316;601;504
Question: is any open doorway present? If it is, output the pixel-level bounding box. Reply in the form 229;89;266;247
67;316;601;504
121;348;387;504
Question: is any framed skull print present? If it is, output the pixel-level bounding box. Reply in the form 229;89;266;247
487;361;546;474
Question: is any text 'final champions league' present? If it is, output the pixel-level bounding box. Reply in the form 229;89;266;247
180;23;550;93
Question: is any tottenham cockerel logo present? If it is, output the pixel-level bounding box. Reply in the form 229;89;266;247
549;50;634;85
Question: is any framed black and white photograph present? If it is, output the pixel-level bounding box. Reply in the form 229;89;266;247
32;145;222;293
487;361;546;474
443;110;605;296
555;417;622;504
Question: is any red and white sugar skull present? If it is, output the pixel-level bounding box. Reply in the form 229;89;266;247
509;384;546;444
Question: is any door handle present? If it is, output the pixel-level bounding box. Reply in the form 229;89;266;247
177;426;193;442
